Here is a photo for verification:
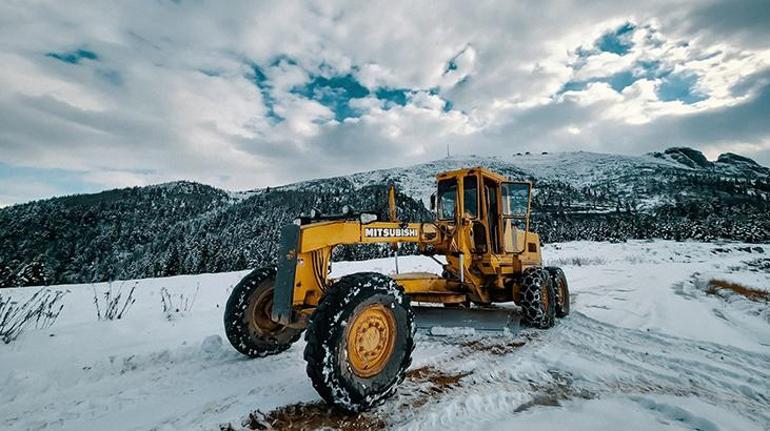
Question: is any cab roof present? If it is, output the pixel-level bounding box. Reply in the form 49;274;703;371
436;167;510;183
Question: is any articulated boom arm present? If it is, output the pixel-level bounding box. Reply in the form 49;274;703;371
271;220;438;325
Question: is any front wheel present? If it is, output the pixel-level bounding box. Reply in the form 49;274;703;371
519;267;556;329
223;267;302;357
304;272;415;412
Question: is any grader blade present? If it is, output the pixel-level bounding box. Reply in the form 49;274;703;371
413;305;521;336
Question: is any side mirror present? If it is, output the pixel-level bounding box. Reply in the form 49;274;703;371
429;193;436;211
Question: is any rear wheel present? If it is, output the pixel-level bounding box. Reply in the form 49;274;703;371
546;267;570;317
519;267;556;329
304;272;415;412
224;267;302;357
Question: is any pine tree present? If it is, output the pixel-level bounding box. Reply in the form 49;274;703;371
164;247;181;276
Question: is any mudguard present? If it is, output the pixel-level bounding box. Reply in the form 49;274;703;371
271;223;301;325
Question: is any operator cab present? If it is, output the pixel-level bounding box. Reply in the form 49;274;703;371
431;167;532;255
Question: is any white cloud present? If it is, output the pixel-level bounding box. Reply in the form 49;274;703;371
0;0;769;205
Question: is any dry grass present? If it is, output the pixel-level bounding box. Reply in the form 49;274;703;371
257;402;385;431
461;339;526;356
219;402;385;431
406;365;471;388
706;279;769;302
0;289;66;344
221;366;473;430
403;366;473;409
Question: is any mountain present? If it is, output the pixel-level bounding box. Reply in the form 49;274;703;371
1;147;768;287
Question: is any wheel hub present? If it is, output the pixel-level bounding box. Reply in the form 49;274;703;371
247;285;281;335
346;304;396;378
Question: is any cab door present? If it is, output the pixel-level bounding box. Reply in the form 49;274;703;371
500;182;532;254
483;178;501;253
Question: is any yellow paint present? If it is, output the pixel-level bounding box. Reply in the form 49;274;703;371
345;304;397;378
287;167;543;315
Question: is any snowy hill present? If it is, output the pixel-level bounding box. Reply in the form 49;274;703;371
343;151;682;203
2;241;769;430
340;149;768;206
1;147;769;286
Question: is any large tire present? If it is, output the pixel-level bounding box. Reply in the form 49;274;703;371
546;267;570;318
519;267;556;329
304;272;415;412
224;267;302;357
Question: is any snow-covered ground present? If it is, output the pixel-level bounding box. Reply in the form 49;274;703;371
1;240;769;430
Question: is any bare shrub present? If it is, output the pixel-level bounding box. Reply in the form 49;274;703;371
705;279;769;302
160;283;199;320
0;288;66;344
92;282;137;320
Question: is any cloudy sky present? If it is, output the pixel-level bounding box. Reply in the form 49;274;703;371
1;0;769;206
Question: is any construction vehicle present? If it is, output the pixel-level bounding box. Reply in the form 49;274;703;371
223;167;570;411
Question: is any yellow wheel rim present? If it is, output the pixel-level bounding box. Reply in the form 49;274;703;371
247;284;280;335
346;304;397;378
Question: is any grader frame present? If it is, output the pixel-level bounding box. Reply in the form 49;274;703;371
270;167;542;327
224;166;569;412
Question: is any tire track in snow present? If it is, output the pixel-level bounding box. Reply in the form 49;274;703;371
387;312;770;430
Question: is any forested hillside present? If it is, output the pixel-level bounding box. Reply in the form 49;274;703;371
1;147;768;287
0;181;430;286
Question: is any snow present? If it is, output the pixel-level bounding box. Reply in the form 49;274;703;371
339;151;692;205
1;240;769;430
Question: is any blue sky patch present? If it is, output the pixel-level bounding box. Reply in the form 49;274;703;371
375;88;410;107
596;23;636;55
45;48;99;64
657;72;707;104
634;60;672;80
559;70;638;94
248;64;283;123
606;71;636;92
247;65;457;122
0;162;98;203
291;74;441;121
292;74;369;121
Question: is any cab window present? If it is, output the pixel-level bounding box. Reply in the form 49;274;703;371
463;175;478;218
437;179;457;220
501;182;530;217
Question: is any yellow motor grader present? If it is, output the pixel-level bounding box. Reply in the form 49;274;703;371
224;167;569;411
